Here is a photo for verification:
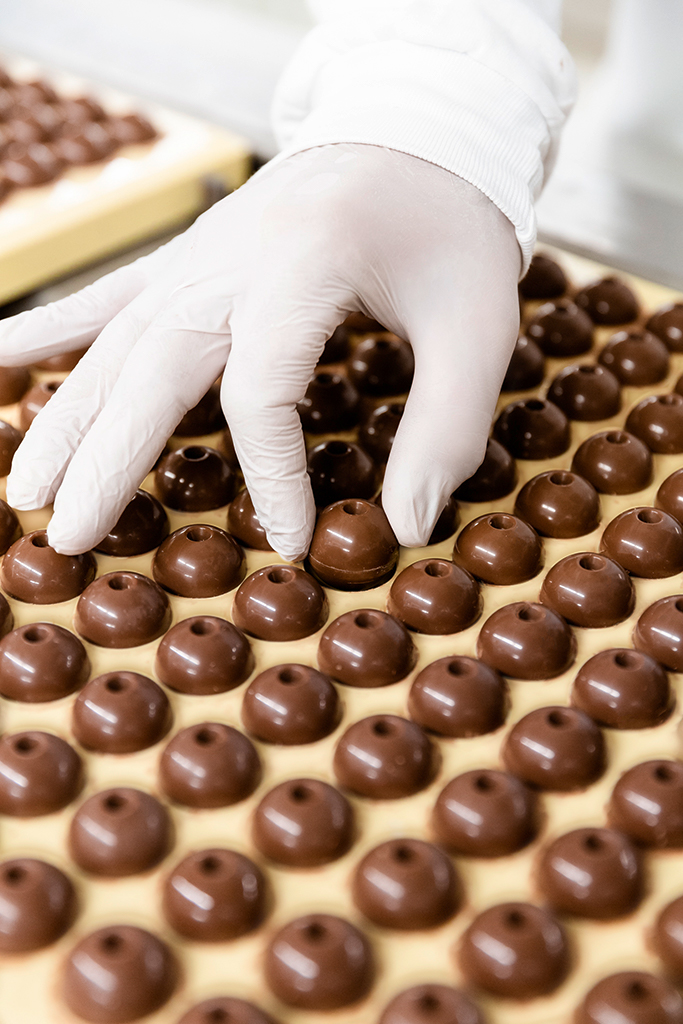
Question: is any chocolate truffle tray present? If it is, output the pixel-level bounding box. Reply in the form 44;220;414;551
2;250;683;1024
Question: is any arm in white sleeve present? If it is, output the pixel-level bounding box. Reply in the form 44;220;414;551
272;0;576;273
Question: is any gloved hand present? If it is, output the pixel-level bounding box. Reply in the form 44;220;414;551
0;142;520;559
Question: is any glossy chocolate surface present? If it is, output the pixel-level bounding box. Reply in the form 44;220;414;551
476;602;576;679
454;437;517;502
18;379;60;430
242;664;340;745
252;778;354;867
308;499;399;589
387;558;481;634
599;329;670;385
75;571;171;648
626;394;683;454
155;445;235;511
601;506;683;578
519;253;567;300
409;656;507;738
94;489;169;557
379;985;485;1024
655;895;683;975
547;363;621;421
657;468;683;524
0;364;30;405
494;398;571;460
427;494;460;544
163;848;267;940
540;551;635;628
1;530;96;604
575;972;683;1024
503;706;606;791
0;419;22;476
0;622;88;702
432;769;539;857
538;827;643;918
608;760;683;847
108;112;157;144
72;671;171;753
572;648;672;729
526;299;594;357
159;722;261;808
0;857;77;953
501;335;546;391
515;470;600;538
227;489;273;550
647;302;683;351
69;787;172;876
352;838;461;929
232;565;328;642
62;925;177;1023
152;523;245;597
264;914;374;1010
177;998;279;1024
358;402;404;462
173;381;225;436
0;731;82;816
297;371;361;432
571;429;653;494
575;276;640;325
318;608;417;687
307;440;376;508
155;615;253;695
333;714;437;798
453;513;543;585
634;596;683;671
458;902;570;999
348;334;414;396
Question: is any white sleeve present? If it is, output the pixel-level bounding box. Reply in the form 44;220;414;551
271;0;576;272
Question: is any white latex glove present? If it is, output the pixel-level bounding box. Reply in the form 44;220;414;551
0;143;520;559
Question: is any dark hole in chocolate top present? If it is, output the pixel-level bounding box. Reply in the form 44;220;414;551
355;611;379;630
268;567;294;585
324;440;351;457
474;773;495;792
304;922;327;943
489;514;514;531
614;651;640;670
315;373;337;386
100;933;124;954
625;981;649;1002
108;575;129;591
200;855;222;875
14;736;37;754
447;659;471;677
187;526;213;543
105;676;126;693
417;993;441;1014
654;764;675;783
675;598;683;614
547;710;570;728
190;619;215;636
4;865;26;885
23;625;49;643
183;446;209;461
195;727;217;746
389;403;404;415
31;533;49;548
206;1011;229;1024
392;844;414;863
550;472;573;486
373;719;394;736
578;365;598;374
517;604;543;622
505;909;527;929
373;339;393;350
583;833;604;853
637;509;662;524
290;784;312;803
606;432;627;445
579;554;605;572
343;500;369;516
524;399;545;412
45;382;59;394
659;395;681;406
424;561;450;577
104;793;127;812
278;667;304;685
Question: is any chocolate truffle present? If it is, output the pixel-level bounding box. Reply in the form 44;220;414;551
75;571;171;648
33;346;90;372
108;112;157;144
54;121;117;164
308;499;399;590
540;552;635;628
647;302;683;351
69;788;172;876
252;778;354;867
0;622;89;702
476;602;576;679
515;470;600;538
72;672;171;753
62;925;177;1023
503;706;606;791
379;985;485;1024
494;398;571;460
575;276;640;324
232;565;328;642
95;489;169;556
0;731;82;816
634;596;683;671
427;494;460;544
601;507;683;578
318;609;417;687
0;364;30;405
153;524;245;597
159;722;261;808
572;648;672;729
265;914;374;1010
308;440;377;510
657;469;683;524
538;827;643;919
1;530;96;604
297;371;361;432
18;379;60;430
458;902;570;999
575;972;683;1024
358;402;404;463
0;857;77;953
242;664;340;745
608;760;683;847
173;381;225;436
348;333;414;396
599;329;670;386
177;998;279;1024
163;848;267;941
155;616;253;695
526;299;594;357
501;335;546;391
155;445;235;511
432;769;539;857
387;559;481;635
626;394;683;454
319;323;351;363
655;895;683;975
4;144;64;188
333;714;437;799
353;838;461;930
454;438;517;502
227;489;272;550
519;253;568;299
0;419;22;475
571;429;653;494
453;513;543;585
11;79;58;104
547;364;621;421
409;656;507;737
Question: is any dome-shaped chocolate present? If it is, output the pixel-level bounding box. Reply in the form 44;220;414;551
572;648;672;729
318;609;417;687
163;848;267;940
358;402;404;463
108;111;157;143
540;552;635;628
657;469;683;525
547;363;621;421
308;499;398;589
608;760;683;847
160;723;261;808
379;985;486;1024
18;379;60;430
348;333;414;396
0;419;22;476
501;335;545;391
177;998;279;1024
515;470;600;538
427;494;460;544
575;276;640;325
477;602;576;679
152;523;245;597
575;972;683;1024
519;253;568;300
571;430;653;494
387;558;481;634
503;706;606;791
0;364;30;405
655;895;683;975
1;530;96;604
432;769;539;857
601;507;683;578
626;394;683;454
253;778;354;866
242;664;340;745
307;440;376;508
0;731;82;816
409;656;507;738
0;858;77;952
494;398;571;460
72;672;171;753
634;596;683;671
173;381;225;436
319;323;352;363
647;302;683;351
232;565;328;642
455;438;517;503
334;715;437;799
94;489;169;556
526;298;594;357
453;513;543;585
75;571;171;648
599;329;670;386
69;788;172;876
155;445;235;511
227;489;272;550
538;827;643;918
297;371;361;432
0;622;89;702
155;616;253;695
